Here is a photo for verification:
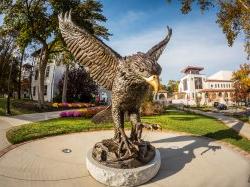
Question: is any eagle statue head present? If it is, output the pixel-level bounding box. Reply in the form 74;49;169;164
122;27;172;93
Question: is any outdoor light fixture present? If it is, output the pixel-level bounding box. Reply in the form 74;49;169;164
62;148;72;153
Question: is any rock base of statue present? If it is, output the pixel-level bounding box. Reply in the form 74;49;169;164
86;148;161;187
92;138;156;169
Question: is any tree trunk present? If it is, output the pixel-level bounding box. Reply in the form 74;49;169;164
17;49;25;99
6;60;13;115
62;64;69;103
38;63;47;109
29;69;33;100
38;47;49;109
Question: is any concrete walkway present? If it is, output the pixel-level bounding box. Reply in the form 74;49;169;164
181;108;250;140
0;131;249;187
0;110;72;150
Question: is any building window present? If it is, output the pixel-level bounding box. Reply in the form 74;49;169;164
218;84;220;88
44;85;47;96
33;86;36;96
218;92;222;97
183;79;188;91
35;69;38;80
211;84;213;88
45;66;50;77
229;84;231;88
194;77;203;89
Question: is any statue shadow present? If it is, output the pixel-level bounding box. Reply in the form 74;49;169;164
147;126;243;184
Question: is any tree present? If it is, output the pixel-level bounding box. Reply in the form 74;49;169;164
166;80;179;97
17;45;29;99
0;30;19;96
167;0;250;58
0;0;110;108
232;63;250;105
55;50;75;103
57;66;98;102
22;63;33;99
0;31;20;115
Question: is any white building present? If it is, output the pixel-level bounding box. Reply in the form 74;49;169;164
31;59;65;102
177;66;234;106
31;54;111;103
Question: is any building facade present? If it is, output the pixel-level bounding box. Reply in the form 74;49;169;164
31;59;65;102
177;66;234;106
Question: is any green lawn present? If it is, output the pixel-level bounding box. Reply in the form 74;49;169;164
6;109;250;152
0;98;55;116
230;115;249;123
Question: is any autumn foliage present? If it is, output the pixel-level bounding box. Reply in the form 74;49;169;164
232;63;250;104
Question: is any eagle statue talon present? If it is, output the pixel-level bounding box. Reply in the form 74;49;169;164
118;128;134;157
58;11;172;168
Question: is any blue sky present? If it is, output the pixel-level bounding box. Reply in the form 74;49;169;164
0;1;248;84
100;0;248;83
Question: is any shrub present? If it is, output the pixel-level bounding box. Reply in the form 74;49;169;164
141;101;165;116
59;106;106;118
51;102;95;108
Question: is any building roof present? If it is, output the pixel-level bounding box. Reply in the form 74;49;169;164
207;71;233;81
181;66;204;73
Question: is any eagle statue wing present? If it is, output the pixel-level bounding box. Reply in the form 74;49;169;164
58;11;122;91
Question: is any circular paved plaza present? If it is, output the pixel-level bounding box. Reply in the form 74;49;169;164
0;131;249;187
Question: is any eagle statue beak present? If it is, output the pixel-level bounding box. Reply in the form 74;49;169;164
143;75;160;93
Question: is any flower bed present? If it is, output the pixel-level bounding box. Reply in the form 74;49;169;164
51;102;95;108
60;106;106;118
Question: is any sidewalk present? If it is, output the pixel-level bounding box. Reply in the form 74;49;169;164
0;110;72;150
0;131;249;187
181;108;250;140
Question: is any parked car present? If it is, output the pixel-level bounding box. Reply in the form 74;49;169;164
216;103;227;110
213;102;219;107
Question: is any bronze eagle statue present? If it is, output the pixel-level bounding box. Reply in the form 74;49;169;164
58;11;172;168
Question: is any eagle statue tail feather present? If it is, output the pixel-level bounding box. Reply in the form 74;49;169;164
91;105;113;124
92;105;130;124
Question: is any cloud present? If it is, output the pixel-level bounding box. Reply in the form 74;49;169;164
116;11;146;27
106;20;247;83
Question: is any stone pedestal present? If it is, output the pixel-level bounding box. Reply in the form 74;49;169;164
86;148;161;187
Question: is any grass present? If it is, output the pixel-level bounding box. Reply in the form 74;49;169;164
6;108;250;153
0;98;31;115
190;105;250;123
0;98;55;116
230;115;249;123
